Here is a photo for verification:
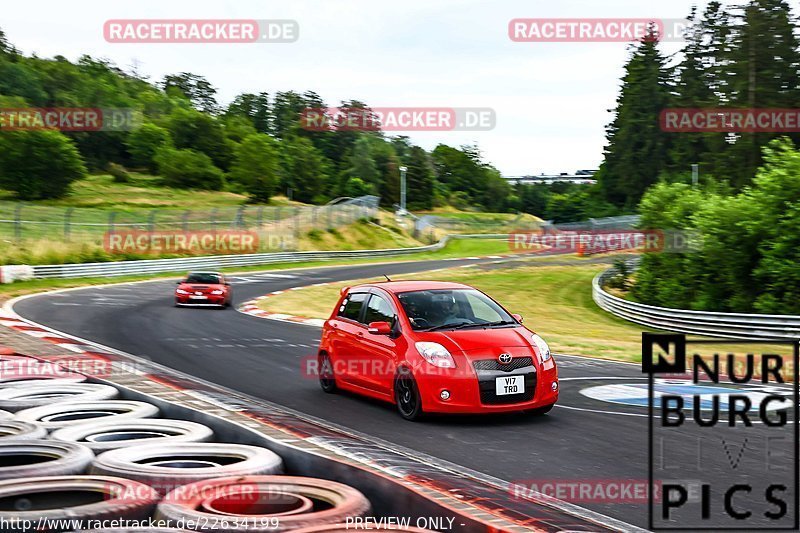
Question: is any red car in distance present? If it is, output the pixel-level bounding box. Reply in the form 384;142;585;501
174;271;232;308
318;281;558;420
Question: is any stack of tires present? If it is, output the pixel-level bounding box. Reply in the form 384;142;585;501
0;354;427;532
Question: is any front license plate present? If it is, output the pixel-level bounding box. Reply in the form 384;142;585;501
189;295;207;300
495;375;525;395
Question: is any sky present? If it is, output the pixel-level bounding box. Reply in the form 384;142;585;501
1;0;747;176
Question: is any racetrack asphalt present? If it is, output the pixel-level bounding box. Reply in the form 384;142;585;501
14;255;796;529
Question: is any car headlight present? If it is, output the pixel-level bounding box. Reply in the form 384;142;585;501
531;334;551;362
415;342;456;368
211;290;224;295
176;289;189;295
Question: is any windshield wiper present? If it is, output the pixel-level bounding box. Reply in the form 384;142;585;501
453;320;516;329
422;321;475;332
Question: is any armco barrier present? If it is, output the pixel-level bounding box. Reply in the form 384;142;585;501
593;266;800;340
25;234;508;279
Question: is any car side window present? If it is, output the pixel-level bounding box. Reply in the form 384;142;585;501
364;294;396;326
338;293;367;322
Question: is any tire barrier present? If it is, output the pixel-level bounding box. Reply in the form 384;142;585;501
0;382;119;412
91;443;284;495
0;369;86;387
156;475;371;532
0;475;159;532
51;419;214;452
0;420;48;440
0;409;11;420
15;400;159;430
0;440;94;479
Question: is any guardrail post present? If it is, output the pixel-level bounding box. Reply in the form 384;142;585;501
64;208;74;241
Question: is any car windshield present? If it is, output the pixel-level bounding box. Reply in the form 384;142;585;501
185;273;221;284
396;289;516;331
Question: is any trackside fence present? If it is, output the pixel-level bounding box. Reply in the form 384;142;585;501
29;234;509;279
593;264;800;340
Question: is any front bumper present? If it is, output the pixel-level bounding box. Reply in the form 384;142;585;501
415;355;558;414
175;295;226;306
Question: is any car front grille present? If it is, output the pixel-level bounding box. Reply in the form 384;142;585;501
478;372;537;405
473;356;533;372
472;356;536;405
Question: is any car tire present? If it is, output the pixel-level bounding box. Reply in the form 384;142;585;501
0;420;47;440
0;475;159;531
14;400;159;430
51;418;214;452
156;475;371;532
90;443;284;495
394;371;424;421
528;403;555;416
0;410;12;420
0;383;119;412
0;440;94;479
319;353;337;393
0;370;86;387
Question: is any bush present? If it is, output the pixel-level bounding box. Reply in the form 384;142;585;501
106;162;130;183
229;134;280;202
154;146;224;190
126;123;171;173
0;129;87;199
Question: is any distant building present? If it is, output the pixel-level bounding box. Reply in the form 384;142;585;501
503;170;598;186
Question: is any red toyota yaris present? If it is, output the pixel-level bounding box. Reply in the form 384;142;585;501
318;281;558;420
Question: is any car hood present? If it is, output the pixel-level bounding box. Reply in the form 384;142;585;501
416;326;533;353
179;283;225;290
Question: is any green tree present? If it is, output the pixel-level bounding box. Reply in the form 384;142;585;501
162;73;219;114
596;31;671;208
154;146;223;190
167;107;231;170
404;146;434;210
280;136;329;203
125;123;171;173
226;92;270;133
0;130;87;199
229;134;281;202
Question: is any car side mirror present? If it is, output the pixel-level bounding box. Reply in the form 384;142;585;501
368;321;392;335
512;313;523;323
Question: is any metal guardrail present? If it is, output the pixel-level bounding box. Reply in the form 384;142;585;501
29;234;509;279
593;266;800;340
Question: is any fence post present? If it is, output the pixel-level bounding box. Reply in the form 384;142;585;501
108;211;117;239
210;208;218;233
64;208;74;242
13;204;22;241
257;206;264;228
148;210;157;232
294;207;301;239
235;206;245;228
182;210;190;232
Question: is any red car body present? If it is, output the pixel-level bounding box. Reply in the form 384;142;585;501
318;281;558;419
174;272;232;308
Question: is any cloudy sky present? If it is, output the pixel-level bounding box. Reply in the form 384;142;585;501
2;0;743;175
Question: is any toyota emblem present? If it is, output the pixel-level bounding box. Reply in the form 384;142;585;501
498;353;513;364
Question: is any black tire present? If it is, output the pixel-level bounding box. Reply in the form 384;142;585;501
0;421;47;440
0;440;94;479
90;442;284;495
0;475;159;531
0;383;118;412
14;400;159;430
528;403;555;416
155;475;371;532
394;371;423;421
319;353;337;393
50;418;214;452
